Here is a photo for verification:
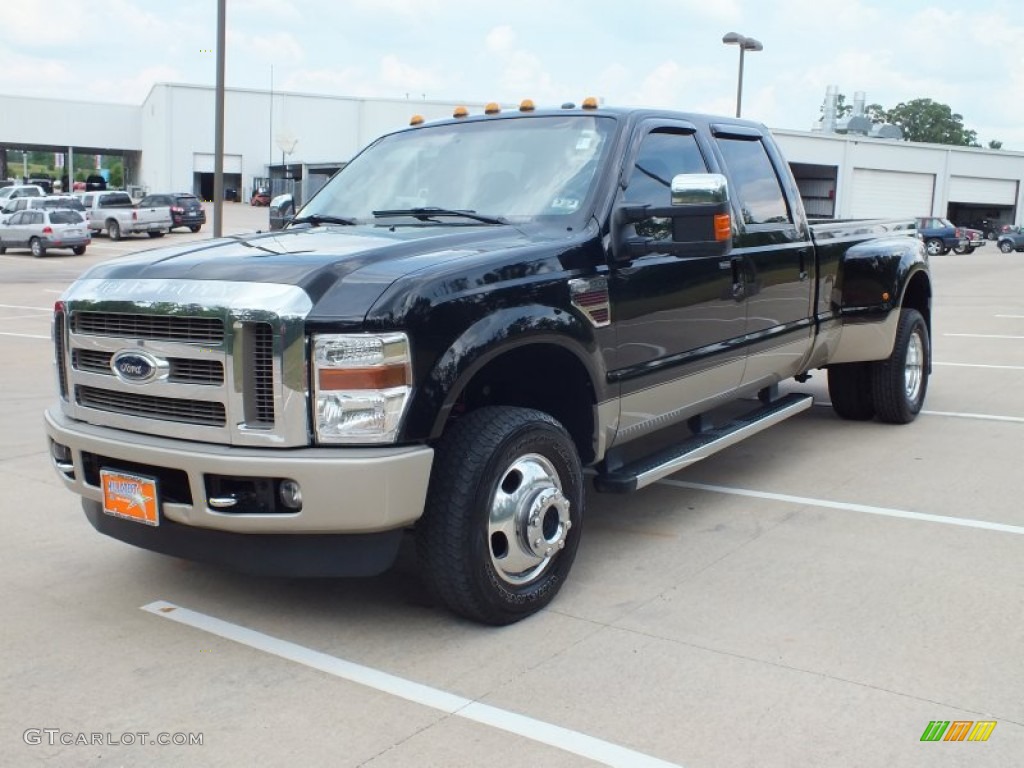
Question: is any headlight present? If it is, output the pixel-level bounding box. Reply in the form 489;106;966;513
312;333;413;444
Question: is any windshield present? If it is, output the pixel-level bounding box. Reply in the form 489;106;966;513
299;114;616;225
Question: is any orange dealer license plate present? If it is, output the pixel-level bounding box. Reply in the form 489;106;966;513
101;469;160;527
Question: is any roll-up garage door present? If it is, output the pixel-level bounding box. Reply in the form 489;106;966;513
948;176;1018;205
850;169;934;218
193;153;242;174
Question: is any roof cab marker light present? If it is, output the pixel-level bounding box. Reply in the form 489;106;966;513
581;96;599;110
453;106;469;118
409;114;425;126
519;99;535;112
484;102;501;115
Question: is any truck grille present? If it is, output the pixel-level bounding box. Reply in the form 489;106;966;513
72;311;224;344
54;279;313;447
73;349;225;385
77;385;227;426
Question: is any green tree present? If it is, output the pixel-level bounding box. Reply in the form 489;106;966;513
110;161;124;188
883;98;978;146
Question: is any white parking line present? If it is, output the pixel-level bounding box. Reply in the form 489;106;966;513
142;601;685;768
658;480;1024;536
934;362;1024;370
0;303;52;311
922;409;1024;423
0;331;49;340
995;315;1024;319
943;333;1024;340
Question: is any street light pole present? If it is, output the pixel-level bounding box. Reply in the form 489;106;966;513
722;32;763;118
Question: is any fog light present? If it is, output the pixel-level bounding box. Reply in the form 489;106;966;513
279;480;303;511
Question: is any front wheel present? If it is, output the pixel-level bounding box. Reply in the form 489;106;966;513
416;406;584;625
953;244;974;255
999;240;1014;253
871;308;930;423
108;220;121;241
30;238;45;258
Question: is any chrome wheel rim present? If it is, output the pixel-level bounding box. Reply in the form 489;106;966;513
926;240;942;256
487;453;572;586
904;329;925;403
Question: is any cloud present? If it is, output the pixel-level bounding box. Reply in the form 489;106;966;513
227;31;304;63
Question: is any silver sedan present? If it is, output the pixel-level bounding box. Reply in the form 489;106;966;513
0;208;91;257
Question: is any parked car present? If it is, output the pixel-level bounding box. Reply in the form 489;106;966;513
84;175;107;191
0;195;85;225
28;176;54;194
953;226;986;254
79;191;172;240
997;229;1024;253
0;184;46;202
915;217;966;255
0;208;90;257
138;193;206;232
250;188;271;206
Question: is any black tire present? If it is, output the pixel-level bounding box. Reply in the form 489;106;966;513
827;362;876;420
953;244;973;255
999;240;1014;253
30;238;45;258
416;406;583;625
924;238;945;256
190;225;201;233
0;246;6;254
147;231;164;238
108;220;121;241
72;246;86;255
871;308;929;424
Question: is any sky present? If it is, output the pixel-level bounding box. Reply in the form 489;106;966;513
3;0;1024;149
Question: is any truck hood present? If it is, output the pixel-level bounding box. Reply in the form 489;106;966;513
80;224;540;318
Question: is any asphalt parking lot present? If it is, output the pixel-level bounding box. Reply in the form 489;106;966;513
2;206;1022;767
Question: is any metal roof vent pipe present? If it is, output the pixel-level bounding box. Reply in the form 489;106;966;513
815;85;839;132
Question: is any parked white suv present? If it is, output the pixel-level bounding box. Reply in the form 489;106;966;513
0;184;46;202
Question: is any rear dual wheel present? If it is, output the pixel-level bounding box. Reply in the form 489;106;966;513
416;406;583;625
828;308;929;424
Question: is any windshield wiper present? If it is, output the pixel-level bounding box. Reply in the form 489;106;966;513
372;207;507;225
289;214;358;227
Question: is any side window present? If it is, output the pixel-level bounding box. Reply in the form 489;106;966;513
9;212;24;225
625;129;708;242
625;129;708;206
716;137;791;225
82;194;93;207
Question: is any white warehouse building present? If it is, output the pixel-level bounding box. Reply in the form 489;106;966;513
2;82;1023;230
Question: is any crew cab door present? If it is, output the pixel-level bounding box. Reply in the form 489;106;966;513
710;125;815;386
606;121;747;443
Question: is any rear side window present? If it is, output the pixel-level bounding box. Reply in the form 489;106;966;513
716;136;791;225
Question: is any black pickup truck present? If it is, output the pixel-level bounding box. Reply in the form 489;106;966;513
45;102;932;624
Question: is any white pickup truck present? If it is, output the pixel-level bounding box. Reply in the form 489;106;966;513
79;191;172;240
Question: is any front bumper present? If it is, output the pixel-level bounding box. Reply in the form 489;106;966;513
44;407;434;536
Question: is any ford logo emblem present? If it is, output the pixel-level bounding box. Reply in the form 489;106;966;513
111;350;166;384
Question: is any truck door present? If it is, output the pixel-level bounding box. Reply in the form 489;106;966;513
710;125;815;386
607;122;747;444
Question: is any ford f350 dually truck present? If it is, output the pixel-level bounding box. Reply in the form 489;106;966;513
45;101;931;624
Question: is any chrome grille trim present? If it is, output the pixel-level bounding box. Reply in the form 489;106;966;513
57;279;313;447
73;311;224;344
73;349;225;385
76;385;227;426
54;309;69;400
